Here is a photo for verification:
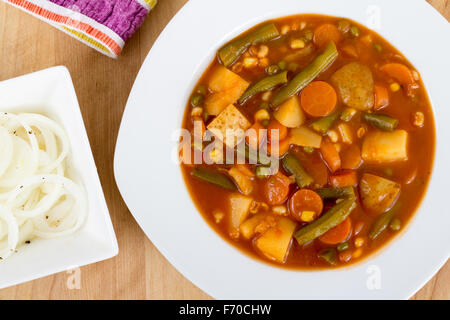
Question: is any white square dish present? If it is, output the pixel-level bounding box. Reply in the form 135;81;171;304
0;66;118;289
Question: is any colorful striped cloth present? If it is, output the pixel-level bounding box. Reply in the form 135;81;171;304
3;0;157;58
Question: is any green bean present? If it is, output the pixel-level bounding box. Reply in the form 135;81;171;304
235;143;273;166
363;112;399;131
218;23;280;67
316;187;355;200
337;242;350;252
272;42;339;106
256;166;272;179
190;94;203;106
191;168;237;190
369;210;394;240
295;198;357;245
311;111;340;134
318;248;337;265
238;71;288;104
281;153;313;188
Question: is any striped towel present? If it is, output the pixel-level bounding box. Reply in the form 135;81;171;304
3;0;157;58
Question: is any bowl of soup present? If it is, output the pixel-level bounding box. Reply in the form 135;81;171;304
115;0;450;299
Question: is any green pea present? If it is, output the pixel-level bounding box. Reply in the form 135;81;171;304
374;43;383;53
337;20;351;33
203;111;210;123
191;94;204;106
337;242;350;252
266;64;280;75
350;26;360;37
261;119;270;127
389;218;402;231
303;146;314;154
278;61;287;71
196;85;208;95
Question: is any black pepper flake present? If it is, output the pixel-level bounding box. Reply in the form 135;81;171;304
25;240;31;244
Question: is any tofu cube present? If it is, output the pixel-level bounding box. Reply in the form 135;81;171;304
207;104;251;148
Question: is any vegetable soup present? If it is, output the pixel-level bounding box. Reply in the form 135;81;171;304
180;14;435;269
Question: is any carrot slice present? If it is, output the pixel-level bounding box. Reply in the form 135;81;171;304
341;145;362;170
319;218;352;245
313;24;341;49
329;171;358;188
320;138;341;172
380;63;415;86
374;84;389;110
263;172;291;205
289;189;324;222
246;122;265;150
267;138;290;158
300;81;337;117
267;119;288;141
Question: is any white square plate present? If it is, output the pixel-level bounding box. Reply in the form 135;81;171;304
0;66;118;289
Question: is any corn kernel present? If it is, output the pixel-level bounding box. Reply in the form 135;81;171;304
257;45;269;58
354;237;365;248
191;107;203;117
352;248;363;258
261;91;272;101
272;205;287;216
412;70;420;81
300;21;307;30
327;129;339;143
357;126;366;138
243;57;258;68
337;123;353;144
390;82;401;92
281;25;290;35
290;39;306;49
301;211;316;222
213;211;224;223
254;109;270;122
412;111;424;127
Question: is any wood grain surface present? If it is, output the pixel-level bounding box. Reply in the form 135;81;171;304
0;0;448;300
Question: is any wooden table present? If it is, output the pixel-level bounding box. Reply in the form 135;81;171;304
0;0;448;300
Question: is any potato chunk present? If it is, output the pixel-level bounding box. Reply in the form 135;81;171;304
289;126;322;149
229;194;253;238
205;66;250;115
255;217;297;263
207;104;251;148
362;130;408;162
331;62;374;110
359;173;401;214
239;213;268;240
274;96;305;128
